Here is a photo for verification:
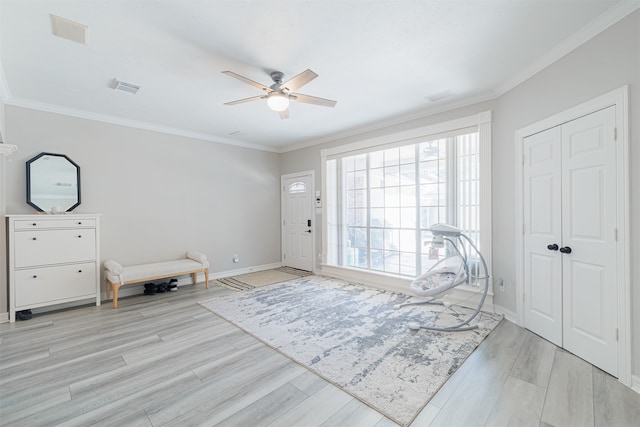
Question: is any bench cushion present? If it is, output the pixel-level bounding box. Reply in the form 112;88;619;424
104;252;210;285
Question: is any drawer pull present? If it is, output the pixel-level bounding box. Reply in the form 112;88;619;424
77;222;82;225
32;223;37;226
33;275;37;279
32;237;37;241
77;235;82;238
78;270;83;273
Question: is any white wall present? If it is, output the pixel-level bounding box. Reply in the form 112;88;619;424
3;106;282;305
281;11;640;376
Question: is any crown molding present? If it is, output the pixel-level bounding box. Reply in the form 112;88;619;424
4;96;280;153
278;91;496;153
494;1;640;97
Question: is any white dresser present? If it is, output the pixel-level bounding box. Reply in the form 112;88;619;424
6;214;101;322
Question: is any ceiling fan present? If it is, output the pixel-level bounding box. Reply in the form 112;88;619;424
222;69;337;119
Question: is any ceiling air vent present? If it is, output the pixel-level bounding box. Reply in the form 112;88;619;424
50;15;88;45
425;90;455;103
111;79;141;94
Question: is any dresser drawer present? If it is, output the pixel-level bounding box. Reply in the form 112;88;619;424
14;218;96;230
14;229;97;268
15;263;97;307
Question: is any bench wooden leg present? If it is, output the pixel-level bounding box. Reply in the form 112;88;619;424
106;279;112;300
191;272;197;284
112;283;120;309
205;268;209;289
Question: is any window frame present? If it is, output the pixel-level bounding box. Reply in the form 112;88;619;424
321;111;492;291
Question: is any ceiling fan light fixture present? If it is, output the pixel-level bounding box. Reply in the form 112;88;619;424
267;92;289;112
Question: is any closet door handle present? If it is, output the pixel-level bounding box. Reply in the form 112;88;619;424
547;244;559;251
559;246;572;254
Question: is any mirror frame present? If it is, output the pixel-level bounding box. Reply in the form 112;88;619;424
26;152;81;212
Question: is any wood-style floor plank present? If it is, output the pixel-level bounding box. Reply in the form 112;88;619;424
0;282;638;427
592;366;640;427
541;349;594;427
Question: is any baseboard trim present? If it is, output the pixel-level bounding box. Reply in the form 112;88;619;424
319;265;494;311
210;262;282;280
493;304;518;324
105;263;283;301
632;375;640;394
0;312;8;323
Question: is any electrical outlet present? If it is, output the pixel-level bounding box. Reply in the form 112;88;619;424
498;279;505;291
233;254;239;263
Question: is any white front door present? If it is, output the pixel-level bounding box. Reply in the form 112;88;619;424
282;173;313;271
523;106;618;376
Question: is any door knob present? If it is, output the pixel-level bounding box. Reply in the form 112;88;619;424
547;244;559;251
559;246;572;254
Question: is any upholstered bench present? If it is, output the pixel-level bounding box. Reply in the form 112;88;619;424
104;251;210;308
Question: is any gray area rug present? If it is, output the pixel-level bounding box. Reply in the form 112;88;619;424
199;275;502;426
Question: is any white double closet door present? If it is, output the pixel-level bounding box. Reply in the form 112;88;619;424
523;106;618;376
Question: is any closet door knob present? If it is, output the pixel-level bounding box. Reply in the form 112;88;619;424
559;246;572;254
547;244;559;251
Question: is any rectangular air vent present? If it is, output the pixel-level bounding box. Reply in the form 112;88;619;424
50;15;88;45
425;90;455;103
111;79;141;94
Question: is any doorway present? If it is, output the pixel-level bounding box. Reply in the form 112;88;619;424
281;171;315;272
515;86;630;385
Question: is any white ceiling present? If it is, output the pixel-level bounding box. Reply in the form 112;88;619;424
1;1;638;152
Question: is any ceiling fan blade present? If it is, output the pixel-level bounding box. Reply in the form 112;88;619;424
222;71;271;92
223;95;266;106
280;69;318;93
279;109;290;120
290;93;337;108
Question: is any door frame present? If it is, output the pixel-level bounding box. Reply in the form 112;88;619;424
514;86;630;386
281;170;316;272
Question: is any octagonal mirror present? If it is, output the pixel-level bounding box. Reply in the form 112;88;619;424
26;152;81;213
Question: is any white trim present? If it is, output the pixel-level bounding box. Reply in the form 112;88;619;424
321;111;493;291
281;170;316;272
283;92;496;153
632;375;640;395
478;112;493;287
495;2;640;97
208;262;282;280
322;113;488;158
514;85;631;387
4;96;280;153
320;265;494;311
105;262;283;302
493;304;518;324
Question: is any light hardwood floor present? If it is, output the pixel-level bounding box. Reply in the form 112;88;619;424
1;282;638;426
